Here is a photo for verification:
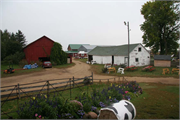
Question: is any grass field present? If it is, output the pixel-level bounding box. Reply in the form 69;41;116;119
1;63;75;78
90;64;179;78
1;82;179;119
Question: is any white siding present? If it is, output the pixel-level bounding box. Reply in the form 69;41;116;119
129;44;150;66
93;56;111;64
114;56;126;65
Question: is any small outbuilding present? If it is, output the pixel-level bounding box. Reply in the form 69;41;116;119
154;55;171;67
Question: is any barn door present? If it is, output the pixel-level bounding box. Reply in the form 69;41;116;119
112;56;114;65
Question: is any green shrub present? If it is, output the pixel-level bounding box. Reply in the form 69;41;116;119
83;77;91;85
3;52;25;64
17;94;85;119
102;68;108;73
19;59;28;68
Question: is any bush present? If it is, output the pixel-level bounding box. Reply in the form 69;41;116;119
17;94;85;119
19;59;28;68
3;52;25;64
102;68;108;73
119;63;126;68
83;77;91;85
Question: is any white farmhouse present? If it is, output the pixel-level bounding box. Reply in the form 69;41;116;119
88;43;150;66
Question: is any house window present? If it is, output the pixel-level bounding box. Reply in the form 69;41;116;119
135;58;139;62
138;47;141;52
81;54;84;56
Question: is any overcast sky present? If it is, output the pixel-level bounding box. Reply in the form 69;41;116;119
1;0;152;51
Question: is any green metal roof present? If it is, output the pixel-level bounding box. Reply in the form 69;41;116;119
65;51;78;53
88;43;140;56
69;44;90;50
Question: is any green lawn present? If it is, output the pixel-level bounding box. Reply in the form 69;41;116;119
1;63;75;78
90;64;179;78
1;82;179;119
74;58;88;63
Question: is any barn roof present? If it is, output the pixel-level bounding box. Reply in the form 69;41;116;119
23;35;55;49
69;44;90;50
88;43;141;56
154;55;171;61
65;51;78;54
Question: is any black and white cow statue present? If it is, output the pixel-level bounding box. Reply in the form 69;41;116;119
98;100;136;120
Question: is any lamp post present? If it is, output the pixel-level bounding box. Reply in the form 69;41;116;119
124;21;130;67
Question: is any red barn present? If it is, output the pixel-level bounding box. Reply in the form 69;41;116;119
23;36;54;63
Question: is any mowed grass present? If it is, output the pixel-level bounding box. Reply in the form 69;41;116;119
74;58;88;63
1;63;75;78
90;64;179;78
1;82;179;119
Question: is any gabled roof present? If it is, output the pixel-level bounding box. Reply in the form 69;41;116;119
23;35;55;49
88;43;141;56
65;51;78;54
82;45;97;50
154;55;171;61
69;44;90;50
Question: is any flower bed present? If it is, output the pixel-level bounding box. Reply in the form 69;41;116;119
142;66;156;72
16;81;143;119
124;66;138;71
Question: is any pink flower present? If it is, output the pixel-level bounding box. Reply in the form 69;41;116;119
35;114;38;117
125;91;129;94
39;115;41;118
123;95;124;96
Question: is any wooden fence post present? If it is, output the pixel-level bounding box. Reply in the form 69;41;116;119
92;72;93;84
73;77;74;88
70;78;71;100
18;83;21;99
16;84;19;110
47;81;49;100
114;78;115;83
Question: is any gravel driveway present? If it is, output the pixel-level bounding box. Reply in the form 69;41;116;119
1;59;179;87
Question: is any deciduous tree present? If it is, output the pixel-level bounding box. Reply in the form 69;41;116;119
140;1;180;55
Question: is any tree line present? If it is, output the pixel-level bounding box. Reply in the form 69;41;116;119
1;29;26;64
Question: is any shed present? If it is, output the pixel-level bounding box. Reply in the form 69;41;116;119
154;55;171;67
23;36;54;63
88;43;150;66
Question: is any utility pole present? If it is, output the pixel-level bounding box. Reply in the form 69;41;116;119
124;21;130;67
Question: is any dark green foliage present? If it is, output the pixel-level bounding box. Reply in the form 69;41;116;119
140;1;180;55
83;77;91;85
1;29;26;62
119;63;126;68
3;52;25;64
50;42;67;65
17;94;85;119
102;68;108;73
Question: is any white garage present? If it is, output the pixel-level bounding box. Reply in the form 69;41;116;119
88;43;150;66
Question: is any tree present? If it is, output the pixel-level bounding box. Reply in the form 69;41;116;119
50;42;67;65
15;30;27;48
1;29;26;62
140;1;180;55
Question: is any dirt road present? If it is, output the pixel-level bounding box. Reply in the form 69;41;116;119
1;59;179;87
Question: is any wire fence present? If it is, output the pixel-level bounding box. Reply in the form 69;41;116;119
1;72;128;119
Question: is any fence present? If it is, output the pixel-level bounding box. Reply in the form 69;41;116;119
1;73;128;119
